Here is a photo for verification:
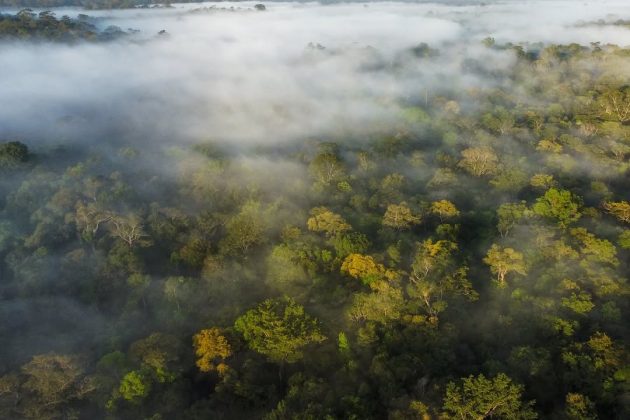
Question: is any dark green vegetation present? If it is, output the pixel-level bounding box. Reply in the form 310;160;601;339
0;10;130;41
0;0;194;9
0;41;629;419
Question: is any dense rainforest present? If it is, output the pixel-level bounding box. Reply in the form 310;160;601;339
0;10;133;41
0;0;191;10
0;2;629;419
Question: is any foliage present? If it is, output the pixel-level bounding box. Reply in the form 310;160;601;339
443;373;537;419
603;201;630;224
193;328;232;375
0;10;129;41
0;141;28;169
1;31;630;420
484;244;527;286
382;202;420;230
532;188;583;228
457;147;499;177
118;370;151;402
306;207;351;237
234;297;326;363
340;253;387;285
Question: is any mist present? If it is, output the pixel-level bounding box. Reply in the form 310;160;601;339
2;1;629;148
1;1;629;419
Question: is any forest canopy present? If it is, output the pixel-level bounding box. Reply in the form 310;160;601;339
0;1;629;419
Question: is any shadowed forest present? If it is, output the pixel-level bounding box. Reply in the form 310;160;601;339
0;1;629;419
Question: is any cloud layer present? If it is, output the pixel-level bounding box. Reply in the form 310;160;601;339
1;1;629;148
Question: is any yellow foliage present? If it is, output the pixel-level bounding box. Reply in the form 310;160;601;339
193;328;232;375
340;253;385;284
603;201;630;223
307;207;351;236
430;199;459;220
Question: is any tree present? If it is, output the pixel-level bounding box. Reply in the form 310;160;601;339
490;166;528;193
74;202;111;242
129;333;183;383
0;374;20;417
19;353;94;419
570;228;618;267
164;276;194;314
234;297;326;364
497;201;528;237
193;328;232;375
598;87;630;123
481;107;515;135
340;253;387;285
265;244;310;295
108;213;151;248
430;200;460;222
458;147;498;177
382;202;420;230
117;370;151;403
309;150;345;185
378;173;406;203
530;174;555;189
483;244;527;286
347;281;404;324
220;200;266;255
171;236;208;269
331;232;370;258
603;201;630;224
408;239;477;322
127;273;150;309
532;188;582;228
443;373;536;419
565;393;597;420
0;141;29;169
306;207;351;237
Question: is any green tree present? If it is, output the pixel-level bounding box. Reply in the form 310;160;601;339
597;87;630;123
483;244;527;286
118;370;151;403
497;201;528;237
234;297;326;364
408;239;477;322
129;333;183;383
443;373;537;419
331;231;370;258
565;393;597;419
532;188;582;228
0;141;29;169
220;200;267;255
265;244;310;295
347;281;404;324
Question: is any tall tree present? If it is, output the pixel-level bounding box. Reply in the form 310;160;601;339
484;244;527;286
234;297;326;364
443;373;537;419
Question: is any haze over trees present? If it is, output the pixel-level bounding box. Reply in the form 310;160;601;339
0;1;629;419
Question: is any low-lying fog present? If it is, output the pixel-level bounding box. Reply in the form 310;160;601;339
1;1;629;148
